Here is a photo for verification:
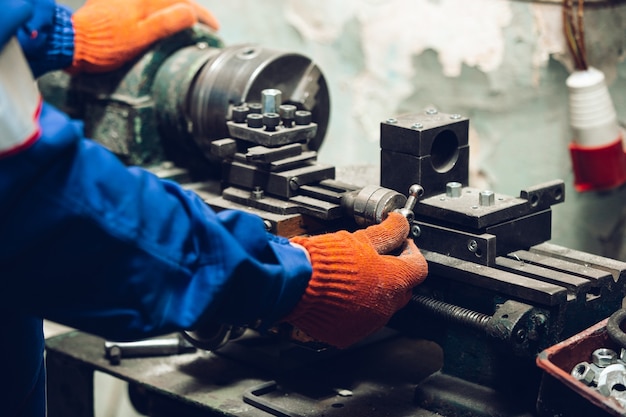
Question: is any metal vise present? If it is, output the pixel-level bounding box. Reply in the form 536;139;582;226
378;111;626;416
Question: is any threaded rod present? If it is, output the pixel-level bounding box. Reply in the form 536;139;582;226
410;294;491;333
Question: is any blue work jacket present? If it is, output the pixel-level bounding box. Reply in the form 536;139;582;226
1;3;312;416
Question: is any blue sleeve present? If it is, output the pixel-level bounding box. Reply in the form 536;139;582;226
0;103;312;341
16;0;74;78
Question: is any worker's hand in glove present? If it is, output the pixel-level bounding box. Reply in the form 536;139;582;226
71;0;220;73
284;212;428;349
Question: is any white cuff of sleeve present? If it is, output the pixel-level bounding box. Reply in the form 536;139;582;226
0;37;41;157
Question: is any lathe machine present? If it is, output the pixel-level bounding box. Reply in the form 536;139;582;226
40;25;626;417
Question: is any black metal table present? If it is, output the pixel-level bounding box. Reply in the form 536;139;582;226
45;330;442;417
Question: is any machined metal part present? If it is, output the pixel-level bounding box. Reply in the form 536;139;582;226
446;182;463;198
410;295;546;355
223;160;335;199
261;89;282;114
104;335;196;365
380;109;470;198
246;113;264;128
393;184;423;223
479;190;495;207
188;45;329;152
234;147;317;172
408;179;563;267
210;138;238;158
244;143;304;164
38;25;330;178
415;180;564;230
496;256;592;302
341;185;408;226
217;106;412;227
226;119;317;147
280;104;297;127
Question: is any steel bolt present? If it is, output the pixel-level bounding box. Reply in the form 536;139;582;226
410;224;422;238
479;190;495;207
246;113;263;128
446;182;463;198
231;106;249;123
425;108;438;115
262;89;282;114
468;240;479;253
263;112;280;131
108;346;122;365
411;122;424;129
386;118;398;124
247;103;263;114
251;186;264;200
289;177;300;191
295;110;312;126
450;114;462;120
279;104;297;128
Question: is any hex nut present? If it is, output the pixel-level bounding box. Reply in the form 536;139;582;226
571;362;596;386
597;363;626;397
592;348;617;368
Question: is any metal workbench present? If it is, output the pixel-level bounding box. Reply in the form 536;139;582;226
45;329;443;417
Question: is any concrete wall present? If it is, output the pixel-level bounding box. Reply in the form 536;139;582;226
203;0;626;259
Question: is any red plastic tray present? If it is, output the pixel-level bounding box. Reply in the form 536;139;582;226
536;318;626;416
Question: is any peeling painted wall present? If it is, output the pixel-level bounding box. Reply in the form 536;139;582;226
204;0;626;259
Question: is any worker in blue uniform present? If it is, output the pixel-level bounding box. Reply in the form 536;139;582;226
0;1;429;416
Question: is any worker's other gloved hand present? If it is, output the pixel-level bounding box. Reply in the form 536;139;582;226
285;212;428;349
71;0;220;73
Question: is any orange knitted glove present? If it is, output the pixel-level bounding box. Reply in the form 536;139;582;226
285;212;428;349
71;0;220;73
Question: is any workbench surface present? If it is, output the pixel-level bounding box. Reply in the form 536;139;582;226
45;330;442;417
